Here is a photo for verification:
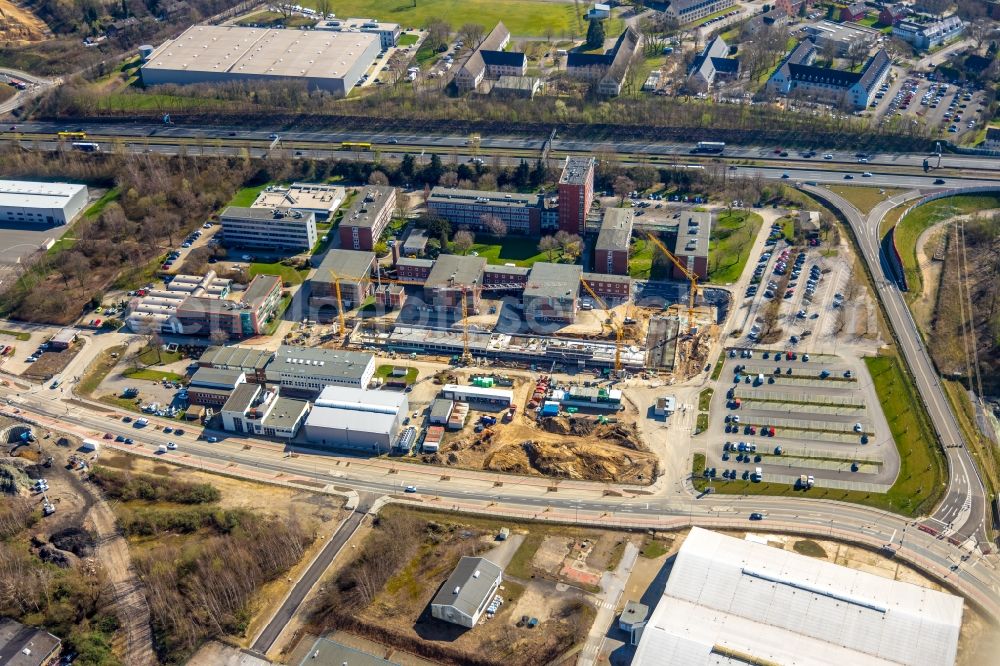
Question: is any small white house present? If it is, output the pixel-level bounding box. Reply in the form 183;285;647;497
431;556;503;628
655;395;676;417
587;3;611;19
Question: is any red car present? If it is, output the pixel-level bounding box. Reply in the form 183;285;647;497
103;433;113;439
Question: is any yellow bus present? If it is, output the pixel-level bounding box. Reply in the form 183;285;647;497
341;141;372;151
57;131;87;140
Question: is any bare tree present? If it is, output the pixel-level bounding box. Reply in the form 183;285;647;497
480;214;507;237
426;19;452;51
538;235;559;261
453;229;475;255
209;328;229;347
459;23;486;48
314;0;331;19
368;170;390;186
613;175;636;203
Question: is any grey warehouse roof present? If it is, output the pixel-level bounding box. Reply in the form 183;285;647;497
221;382;260;413
267;345;373;381
0;180;87;210
200;345;273;371
142;25;380;80
428;187;541;208
221;206;315;222
425;254;487;289
314;248;376;284
262;396;309;430
632;527;963;666
306;385;406;436
524;262;582;299
596;208;634;252
432;556;503;618
190;367;244;388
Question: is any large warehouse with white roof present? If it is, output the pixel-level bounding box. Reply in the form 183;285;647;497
0;180;88;226
632;527;963;666
303;386;408;453
140;25;381;96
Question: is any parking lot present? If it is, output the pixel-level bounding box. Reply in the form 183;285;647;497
703;349;897;492
874;75;986;139
702;218;896;492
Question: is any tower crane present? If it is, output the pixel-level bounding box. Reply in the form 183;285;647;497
580;277;624;373
645;233;700;333
460;288;473;365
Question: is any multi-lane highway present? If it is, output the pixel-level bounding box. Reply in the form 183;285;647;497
2;375;998;619
5;120;1000;177
802;185;991;545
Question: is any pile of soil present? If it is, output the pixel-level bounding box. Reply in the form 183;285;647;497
50;526;96;557
485;438;658;484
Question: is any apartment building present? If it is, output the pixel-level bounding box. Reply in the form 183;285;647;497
672;212;711;280
338;186;396;251
688;36;740;90
768;44;890;109
454;22;515;92
427;188;544;235
219;206;318;252
664;0;735;23
174;274;282;339
893;15;965;50
310;248;376;307
424;255;486;312
580;272;632;303
557;156;595;235
595;208;634;276
839;1;867;22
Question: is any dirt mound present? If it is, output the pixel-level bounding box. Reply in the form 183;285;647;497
50;526;96;557
538;417;643;449
485;438;658;484
38;544;72;567
0;0;50;42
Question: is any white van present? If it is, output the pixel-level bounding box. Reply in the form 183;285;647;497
754;466;763;481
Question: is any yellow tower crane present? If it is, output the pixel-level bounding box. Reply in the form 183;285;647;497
580;277;624;373
645;233;700;333
328;270;347;336
460;288;473;365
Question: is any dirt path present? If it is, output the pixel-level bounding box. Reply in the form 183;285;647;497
86;494;158;666
912;219;951;331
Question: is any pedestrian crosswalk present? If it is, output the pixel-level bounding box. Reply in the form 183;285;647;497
597;600;616;610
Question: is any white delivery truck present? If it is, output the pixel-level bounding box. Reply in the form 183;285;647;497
754;466;763;481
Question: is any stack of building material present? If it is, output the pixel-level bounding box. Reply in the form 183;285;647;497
448;402;470;430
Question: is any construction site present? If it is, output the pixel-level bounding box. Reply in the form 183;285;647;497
414;369;662;484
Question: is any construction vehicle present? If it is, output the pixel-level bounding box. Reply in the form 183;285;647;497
645;233;700;333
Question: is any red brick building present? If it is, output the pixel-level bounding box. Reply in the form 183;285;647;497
672;212;710;280
557;157;595;235
580;272;632;303
839;2;867;23
594;208;633;276
338;186;396;251
878;3;908;26
395;257;434;283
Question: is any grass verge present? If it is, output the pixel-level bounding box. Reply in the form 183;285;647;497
77;345;127;396
249;261;309;286
376;364;418;384
0;328;31;341
698;388;714;411
708;211;763;284
893;194;1000;299
826;186;904;215
123;368;186;383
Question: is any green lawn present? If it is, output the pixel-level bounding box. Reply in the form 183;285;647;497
249;262;309;286
708;211;763;284
77;345;127;396
693;351;946;517
123;368;187;383
300;0;580;37
236;10;316;27
694;413;709;434
137;345;184;367
0;328;31;341
376;364;418;384
698;388;714;412
84;187;121;218
893;194;1000;299
827;186;905;215
466;235;560;267
398;33;419;46
629;239;653;278
228;183;272;208
779;215;795;240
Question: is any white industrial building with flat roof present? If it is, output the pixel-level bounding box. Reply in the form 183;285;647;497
633;527;963;666
140;25;381;96
0;180;88;226
304;385;408;453
219;206;318;252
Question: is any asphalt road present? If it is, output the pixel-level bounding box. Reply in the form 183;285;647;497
801;185;988;544
3;384;998;619
250;509;366;654
5;120;1000;174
